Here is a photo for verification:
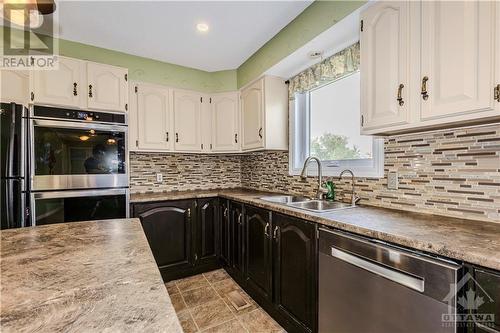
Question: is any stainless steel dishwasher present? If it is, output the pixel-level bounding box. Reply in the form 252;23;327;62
319;228;461;333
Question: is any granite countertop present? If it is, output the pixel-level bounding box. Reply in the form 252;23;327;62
131;189;500;271
0;219;183;333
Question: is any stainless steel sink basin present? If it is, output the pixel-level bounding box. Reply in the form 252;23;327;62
259;195;311;204
287;200;355;213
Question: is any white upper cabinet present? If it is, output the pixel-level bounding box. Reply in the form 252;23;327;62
173;89;201;152
360;1;410;130
240;76;287;151
361;0;500;135
201;95;213;152
241;78;264;150
211;92;239;152
87;62;128;112
1;70;29;105
420;1;495;120
32;56;85;109
136;83;172;151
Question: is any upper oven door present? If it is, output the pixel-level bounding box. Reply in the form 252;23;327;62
30;118;128;190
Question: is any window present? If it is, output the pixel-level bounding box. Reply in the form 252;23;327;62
290;71;384;178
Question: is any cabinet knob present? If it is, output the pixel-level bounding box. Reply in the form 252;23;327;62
421;76;429;101
397;83;404;106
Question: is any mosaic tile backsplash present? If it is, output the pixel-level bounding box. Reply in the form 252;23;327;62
130;123;500;223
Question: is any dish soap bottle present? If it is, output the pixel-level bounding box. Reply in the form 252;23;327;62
325;180;336;201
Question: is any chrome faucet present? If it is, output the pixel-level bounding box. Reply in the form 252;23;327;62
300;156;328;200
339;169;360;206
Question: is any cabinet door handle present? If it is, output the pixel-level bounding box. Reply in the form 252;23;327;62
223;207;228;218
273;226;279;240
235;133;238;143
73;82;78;96
166;132;169;142
397;83;404;106
176;133;179;142
88;84;93;98
258;127;263;139
264;222;270;238
421;76;429;100
494;84;500;102
237;213;242;225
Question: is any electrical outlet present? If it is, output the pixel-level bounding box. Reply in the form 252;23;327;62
387;172;398;190
156;173;163;183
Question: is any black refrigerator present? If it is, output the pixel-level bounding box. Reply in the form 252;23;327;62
1;102;28;229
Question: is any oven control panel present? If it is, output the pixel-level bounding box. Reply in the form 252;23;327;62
32;105;126;125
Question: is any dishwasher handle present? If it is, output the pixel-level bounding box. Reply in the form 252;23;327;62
330;246;425;293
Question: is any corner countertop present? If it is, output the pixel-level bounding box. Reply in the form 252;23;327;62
0;219;183;333
131;189;500;271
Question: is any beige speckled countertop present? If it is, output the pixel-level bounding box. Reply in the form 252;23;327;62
0;219;183;333
131;189;500;271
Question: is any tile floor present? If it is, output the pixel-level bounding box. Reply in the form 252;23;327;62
165;269;285;333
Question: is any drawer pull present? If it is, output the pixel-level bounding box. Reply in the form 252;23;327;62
397;83;404;106
421;76;429;101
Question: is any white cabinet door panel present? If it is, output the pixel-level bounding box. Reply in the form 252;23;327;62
211;92;239;152
241;79;264;150
1;70;29;105
173;90;201;151
137;84;172;150
33;57;84;108
420;1;495;120
87;62;128;112
201;95;212;152
361;1;410;131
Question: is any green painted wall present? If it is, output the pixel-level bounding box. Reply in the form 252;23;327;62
236;0;366;88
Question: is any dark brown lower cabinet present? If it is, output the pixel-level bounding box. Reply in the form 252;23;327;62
195;198;219;267
245;205;273;303
219;199;231;266
273;213;317;333
132;198;220;281
473;267;500;333
228;201;245;283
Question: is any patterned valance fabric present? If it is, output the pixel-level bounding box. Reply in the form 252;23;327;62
288;42;360;100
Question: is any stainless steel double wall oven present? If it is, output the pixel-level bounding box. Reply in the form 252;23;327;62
1;102;129;228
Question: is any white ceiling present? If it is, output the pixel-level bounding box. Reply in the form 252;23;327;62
55;1;312;72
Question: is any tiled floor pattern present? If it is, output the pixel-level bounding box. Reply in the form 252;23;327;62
165;269;285;332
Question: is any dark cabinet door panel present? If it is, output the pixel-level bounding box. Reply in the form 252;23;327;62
196;198;218;264
245;205;272;302
230;201;245;280
219;200;231;266
139;205;191;268
474;268;500;332
274;213;317;333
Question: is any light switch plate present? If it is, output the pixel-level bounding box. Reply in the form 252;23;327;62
156;173;163;183
387;172;398;190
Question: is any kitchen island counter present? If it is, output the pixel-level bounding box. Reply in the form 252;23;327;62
0;218;182;333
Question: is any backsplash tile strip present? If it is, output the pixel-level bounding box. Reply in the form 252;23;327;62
130;123;500;223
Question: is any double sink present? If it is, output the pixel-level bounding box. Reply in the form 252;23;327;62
259;195;355;213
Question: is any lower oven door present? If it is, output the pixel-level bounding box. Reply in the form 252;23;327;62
30;188;129;226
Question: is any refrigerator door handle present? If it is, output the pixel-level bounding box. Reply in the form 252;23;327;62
6;103;16;178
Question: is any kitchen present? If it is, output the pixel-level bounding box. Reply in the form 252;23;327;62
1;1;499;332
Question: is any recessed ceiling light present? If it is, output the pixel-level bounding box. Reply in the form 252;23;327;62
196;23;209;33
